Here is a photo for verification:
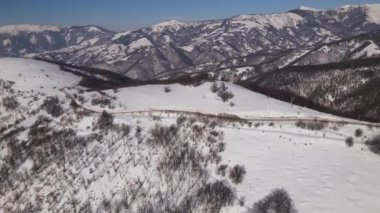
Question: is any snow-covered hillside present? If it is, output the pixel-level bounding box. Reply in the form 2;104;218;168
0;58;81;93
1;59;380;213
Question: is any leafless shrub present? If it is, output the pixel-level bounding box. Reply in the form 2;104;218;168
238;196;246;207
197;180;236;213
41;96;64;117
217;164;228;176
148;124;178;147
28;116;52;139
229;165;246;184
176;116;187;126
164;86;172;93
2;96;19;110
91;97;111;107
295;120;328;131
96;111;114;130
365;135;380;154
119;124;131;137
158;143;202;174
210;82;234;102
210;82;219;93
355;128;363;137
247;188;297;213
219;91;234;102
345;137;354;147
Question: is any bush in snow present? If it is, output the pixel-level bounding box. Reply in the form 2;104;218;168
96;111;114;130
295;120;328;131
91;96;111;107
2;96;19;110
41;96;64;117
217;164;228;176
164;86;172;93
176;116;187;126
210;82;219;93
119;123;131;137
219;90;234;102
197;180;236;213
345;137;354;147
247;188;297;213
365;135;380;154
210;82;234;102
355;128;363;137
229;165;246;184
28;116;52;140
148;124;178;147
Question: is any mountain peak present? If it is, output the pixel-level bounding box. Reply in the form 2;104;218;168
150;20;189;32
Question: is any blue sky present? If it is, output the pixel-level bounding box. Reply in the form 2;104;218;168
0;0;379;32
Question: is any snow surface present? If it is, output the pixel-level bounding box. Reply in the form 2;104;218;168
0;24;61;35
231;12;303;30
127;37;153;52
88;82;334;119
222;124;380;213
181;45;195;52
112;31;130;40
2;38;11;46
87;26;101;32
364;4;380;24
0;58;80;93
151;20;189;32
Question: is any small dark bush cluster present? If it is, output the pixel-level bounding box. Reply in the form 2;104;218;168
210;82;234;102
96;111;114;130
176;116;187;126
197;180;236;213
248;188;297;213
91;97;111;107
295;120;328;131
354;128;363;137
345;137;354;147
28;116;52;140
217;164;228;176
229;165;246;184
119;124;131;136
365;135;380;154
148;124;178;147
2;96;19;110
164;86;172;93
41;96;64;117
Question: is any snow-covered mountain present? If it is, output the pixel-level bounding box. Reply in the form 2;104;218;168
25;4;380;80
0;24;113;57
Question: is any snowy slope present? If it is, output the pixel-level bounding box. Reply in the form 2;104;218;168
0;58;81;93
222;124;380;213
85;82;324;118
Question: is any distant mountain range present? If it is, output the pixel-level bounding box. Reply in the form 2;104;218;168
0;4;379;81
1;4;380;122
